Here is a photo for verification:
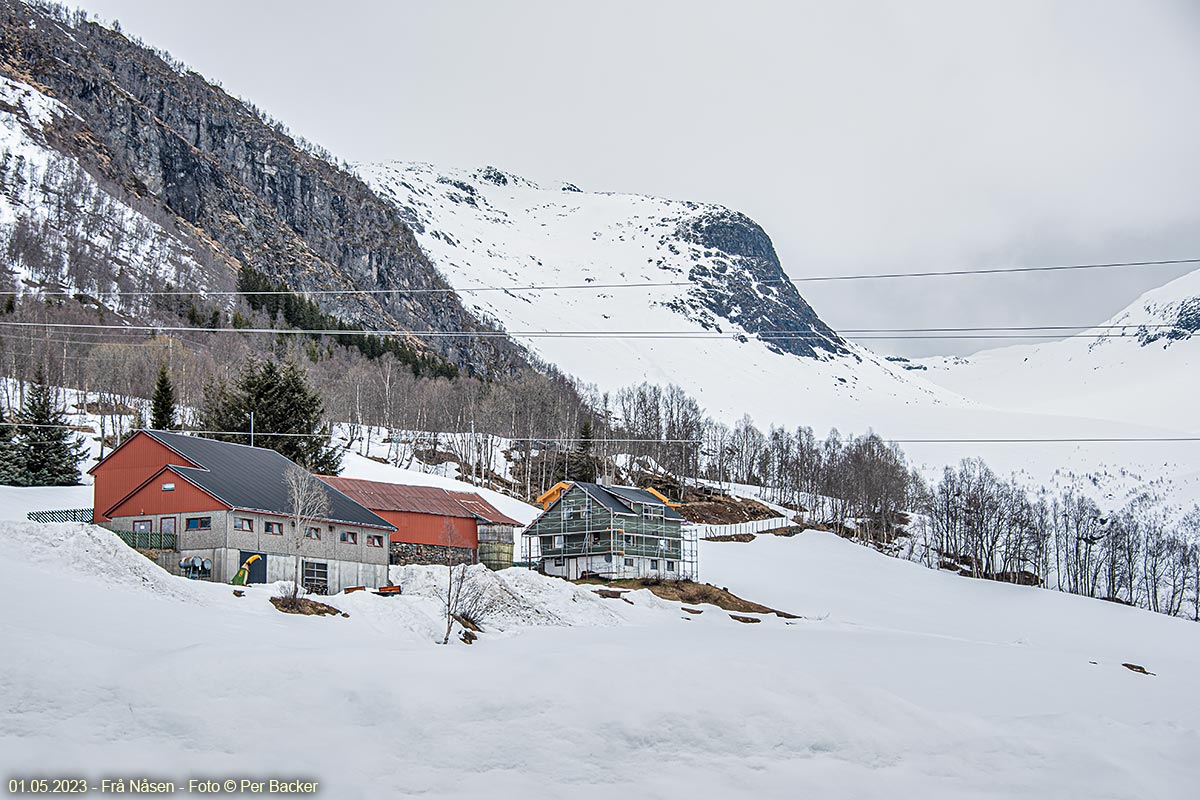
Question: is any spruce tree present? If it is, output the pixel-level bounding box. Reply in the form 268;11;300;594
150;363;177;430
0;407;22;485
200;357;342;474
14;372;85;486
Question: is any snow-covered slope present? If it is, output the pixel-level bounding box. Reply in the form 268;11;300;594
359;162;1200;509
3;520;1197;797
920;268;1200;433
360;161;955;431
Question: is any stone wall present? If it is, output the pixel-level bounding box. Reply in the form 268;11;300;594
389;542;476;567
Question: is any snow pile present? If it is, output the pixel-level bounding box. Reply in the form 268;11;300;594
391;563;626;630
1;520;200;602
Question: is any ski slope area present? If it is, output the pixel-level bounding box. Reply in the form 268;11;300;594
2;519;1197;798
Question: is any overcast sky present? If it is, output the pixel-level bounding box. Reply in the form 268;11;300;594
71;0;1200;356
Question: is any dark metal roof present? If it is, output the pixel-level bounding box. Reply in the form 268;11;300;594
142;431;394;530
572;482;685;520
573;482;637;516
603;486;686;520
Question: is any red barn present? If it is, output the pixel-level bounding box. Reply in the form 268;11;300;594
318;476;522;568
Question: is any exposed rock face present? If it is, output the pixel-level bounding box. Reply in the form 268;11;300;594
674;209;849;359
1139;297;1199;345
0;1;523;375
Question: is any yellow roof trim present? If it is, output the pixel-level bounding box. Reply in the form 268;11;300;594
535;481;572;510
643;487;681;509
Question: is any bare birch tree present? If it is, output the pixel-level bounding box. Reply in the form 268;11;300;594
284;464;331;607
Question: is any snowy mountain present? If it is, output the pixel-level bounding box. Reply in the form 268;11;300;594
359;162;1200;509
360;161;953;429
919;268;1200;433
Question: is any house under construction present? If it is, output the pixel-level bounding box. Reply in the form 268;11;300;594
523;481;696;580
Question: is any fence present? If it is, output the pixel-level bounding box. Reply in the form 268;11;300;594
26;508;177;550
26;508;94;524
113;529;178;550
686;516;794;540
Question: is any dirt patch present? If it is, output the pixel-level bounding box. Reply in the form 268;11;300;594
681;607;703;615
594;588;628;599
1121;662;1155;676
729;614;762;624
578;577;797;619
270;597;348;617
706;533;756;543
677;496;780;525
769;527;806;538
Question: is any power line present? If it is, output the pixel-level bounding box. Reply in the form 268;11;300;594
886;436;1200;444
4;422;1197;446
3;257;1196;299
0;319;1184;341
0;421;702;444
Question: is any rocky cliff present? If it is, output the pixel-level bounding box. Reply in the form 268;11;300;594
0;0;522;375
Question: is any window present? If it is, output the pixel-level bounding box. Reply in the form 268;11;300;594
302;560;329;595
161;482;175;492
305;526;321;540
643;505;664;519
185;517;212;530
552;534;564;549
339;531;358;545
233;517;254;532
624;558;634;567
553;557;564;566
667;561;676;571
650;559;659;570
264;521;283;535
367;534;385;548
561;497;590;520
624;534;635;548
604;554;612;563
133;519;152;533
659;538;668;549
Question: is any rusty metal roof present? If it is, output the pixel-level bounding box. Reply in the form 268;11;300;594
318;477;521;525
446;491;523;526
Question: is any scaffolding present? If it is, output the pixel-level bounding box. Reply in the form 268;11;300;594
522;485;698;581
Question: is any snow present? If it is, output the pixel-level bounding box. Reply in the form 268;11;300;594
357;161;1200;514
2;514;1198;798
919;268;1200;435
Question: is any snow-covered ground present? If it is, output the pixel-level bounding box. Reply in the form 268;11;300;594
2;514;1197;798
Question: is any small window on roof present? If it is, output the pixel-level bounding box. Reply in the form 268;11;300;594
161;482;175;492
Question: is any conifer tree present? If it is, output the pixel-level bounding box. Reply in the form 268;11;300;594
150;363;177;430
0;407;21;485
200;357;342;474
14;372;85;486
